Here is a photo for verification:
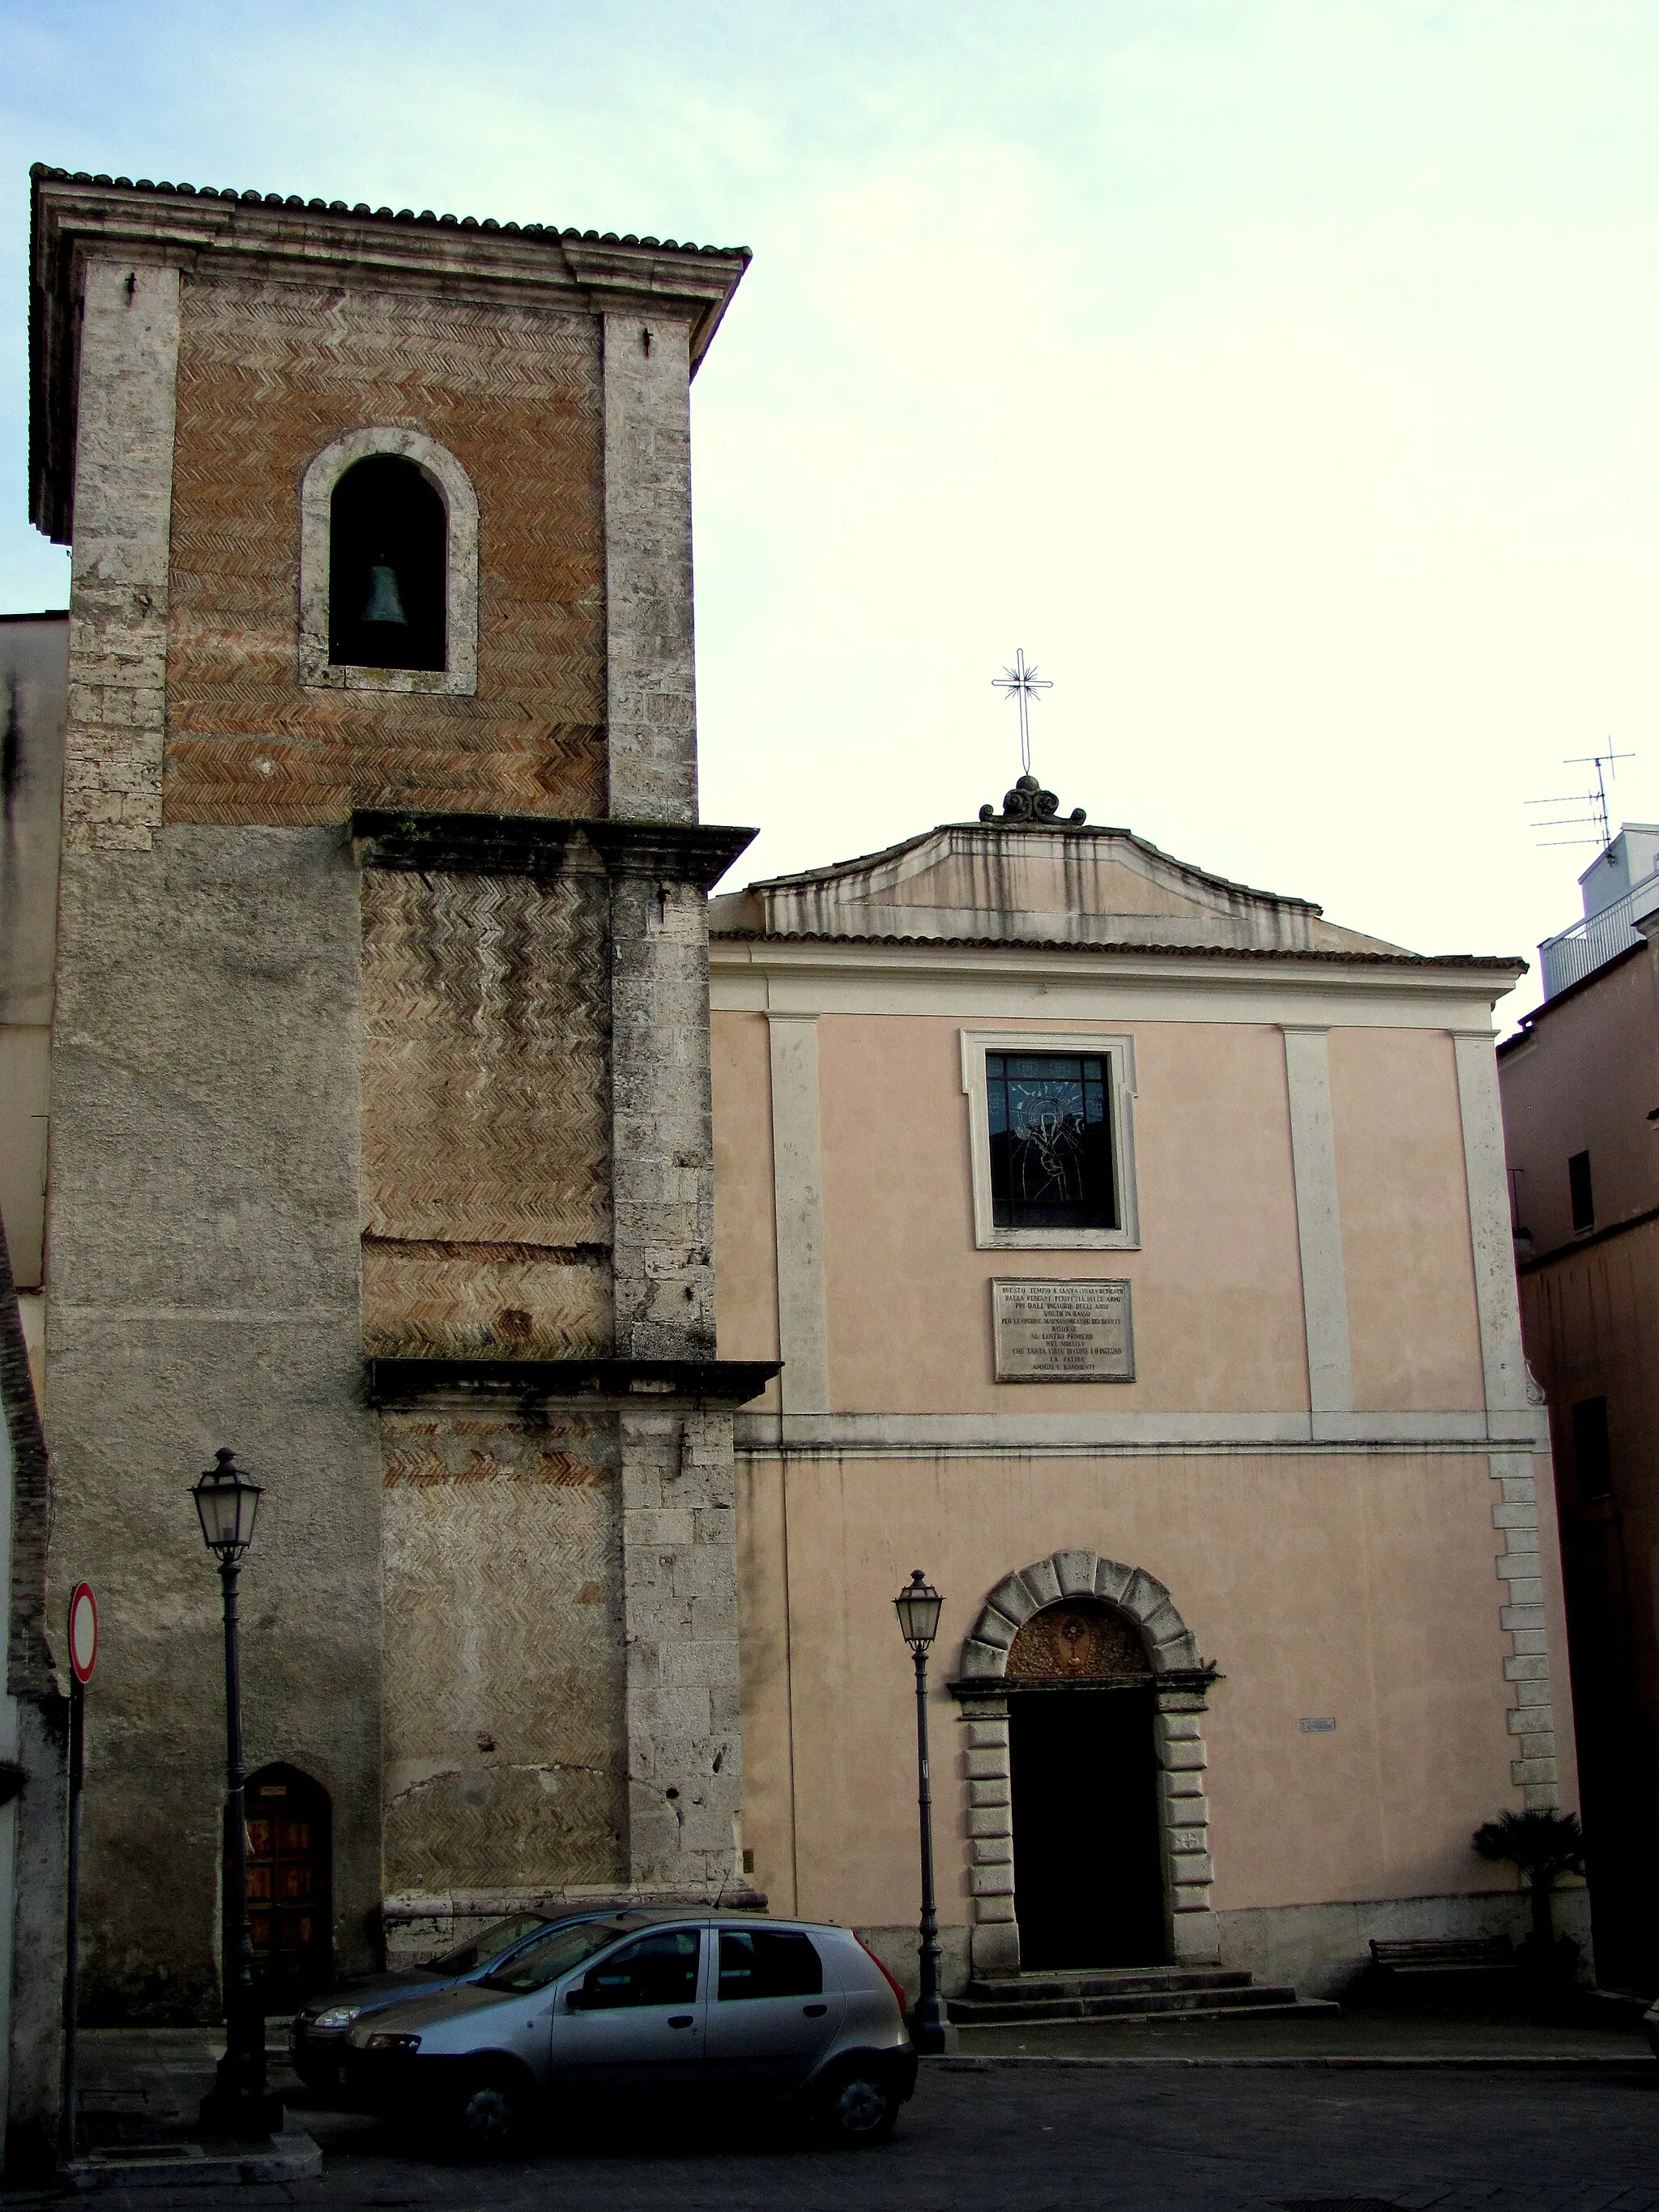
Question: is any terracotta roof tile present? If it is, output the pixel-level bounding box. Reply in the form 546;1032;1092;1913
709;927;1526;971
28;164;750;259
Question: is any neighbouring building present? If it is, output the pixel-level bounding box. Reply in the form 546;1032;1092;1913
0;611;63;1406
1499;825;1659;1992
709;778;1584;1998
0;1218;68;2176
16;165;768;2019
2;616;70;2174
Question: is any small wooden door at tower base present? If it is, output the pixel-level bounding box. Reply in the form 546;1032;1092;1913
244;1764;333;2004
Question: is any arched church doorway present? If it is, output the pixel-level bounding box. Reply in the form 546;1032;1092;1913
245;1763;333;2004
1006;1599;1166;1970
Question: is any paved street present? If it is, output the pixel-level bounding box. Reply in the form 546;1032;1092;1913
62;2041;1659;2212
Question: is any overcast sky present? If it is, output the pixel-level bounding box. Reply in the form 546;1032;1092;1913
6;1;1659;1024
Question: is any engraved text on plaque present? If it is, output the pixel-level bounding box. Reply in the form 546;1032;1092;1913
992;1277;1135;1383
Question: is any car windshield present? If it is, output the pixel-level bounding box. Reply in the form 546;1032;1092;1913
426;1914;551;1978
480;1920;630;1993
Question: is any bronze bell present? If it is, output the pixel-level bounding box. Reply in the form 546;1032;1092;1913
360;561;409;626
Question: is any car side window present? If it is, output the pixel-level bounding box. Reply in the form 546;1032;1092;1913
582;1929;702;2010
717;1929;824;2001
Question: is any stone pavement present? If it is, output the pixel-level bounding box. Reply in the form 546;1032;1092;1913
31;2018;1658;2212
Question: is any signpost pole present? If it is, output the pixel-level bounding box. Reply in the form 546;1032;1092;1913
59;1584;97;2167
58;1672;83;2166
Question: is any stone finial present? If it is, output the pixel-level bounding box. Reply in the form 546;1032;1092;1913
978;773;1086;828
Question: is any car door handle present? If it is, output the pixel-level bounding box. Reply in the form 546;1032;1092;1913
803;2004;828;2018
667;2014;694;2029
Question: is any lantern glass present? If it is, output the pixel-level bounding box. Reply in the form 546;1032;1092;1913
192;1449;263;1558
893;1569;943;1652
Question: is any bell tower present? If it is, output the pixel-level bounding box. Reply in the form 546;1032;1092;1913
30;166;770;2009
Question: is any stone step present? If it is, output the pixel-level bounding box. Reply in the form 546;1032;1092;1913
952;1980;1314;2025
967;1966;1255;2004
950;1996;1342;2030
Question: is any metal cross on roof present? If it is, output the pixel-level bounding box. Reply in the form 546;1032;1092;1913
992;648;1053;775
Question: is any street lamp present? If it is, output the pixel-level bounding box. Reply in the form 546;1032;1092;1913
191;1449;283;2141
893;1570;957;2054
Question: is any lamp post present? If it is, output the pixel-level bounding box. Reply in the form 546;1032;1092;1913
191;1449;284;2141
893;1570;957;2055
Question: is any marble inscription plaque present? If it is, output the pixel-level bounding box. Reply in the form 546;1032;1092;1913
992;1278;1135;1383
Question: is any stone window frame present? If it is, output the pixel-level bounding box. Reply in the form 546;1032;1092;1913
297;427;480;695
959;1028;1141;1251
953;1547;1217;1974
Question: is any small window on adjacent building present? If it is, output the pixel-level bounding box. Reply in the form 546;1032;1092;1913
1571;1396;1613;1502
987;1053;1117;1230
1568;1149;1595;1233
328;455;447;672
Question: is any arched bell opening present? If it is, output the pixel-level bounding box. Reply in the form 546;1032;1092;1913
327;454;448;671
1005;1598;1165;1971
244;1762;334;2004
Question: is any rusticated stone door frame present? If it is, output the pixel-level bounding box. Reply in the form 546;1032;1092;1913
952;1549;1218;1977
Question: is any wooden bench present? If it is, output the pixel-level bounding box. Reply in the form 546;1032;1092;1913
1369;1937;1516;1976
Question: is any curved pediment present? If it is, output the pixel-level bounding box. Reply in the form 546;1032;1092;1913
710;817;1407;956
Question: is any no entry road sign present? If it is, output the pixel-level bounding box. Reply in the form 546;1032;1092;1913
68;1583;97;1685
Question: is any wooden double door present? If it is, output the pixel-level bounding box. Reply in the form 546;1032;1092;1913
244;1763;333;2004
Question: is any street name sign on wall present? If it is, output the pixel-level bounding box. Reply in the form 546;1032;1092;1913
992;1279;1135;1383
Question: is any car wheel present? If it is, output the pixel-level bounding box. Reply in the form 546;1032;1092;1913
817;2065;899;2147
450;2069;531;2159
293;2055;342;2097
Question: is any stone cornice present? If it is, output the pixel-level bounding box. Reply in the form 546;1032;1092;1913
367;1356;782;1409
352;811;757;888
30;167;750;541
710;931;1527;1010
947;1669;1219;1700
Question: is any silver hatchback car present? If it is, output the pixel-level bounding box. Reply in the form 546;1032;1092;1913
342;1909;918;2153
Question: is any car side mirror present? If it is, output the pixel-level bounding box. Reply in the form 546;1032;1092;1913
565;1984;589;2012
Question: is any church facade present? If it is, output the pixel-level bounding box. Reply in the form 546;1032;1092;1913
4;165;1581;2019
709;789;1583;1995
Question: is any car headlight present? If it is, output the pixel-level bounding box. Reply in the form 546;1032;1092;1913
309;2005;361;2031
365;2032;421;2053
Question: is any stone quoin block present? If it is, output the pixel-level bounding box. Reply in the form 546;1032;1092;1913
968;1864;1016;1897
966;1806;1012;1839
1510;1756;1559;1786
1162;1784;1208;1819
1491;1502;1540;1531
1500;1604;1547;1632
963;1747;1009;1781
963;1719;1009;1750
1158;1737;1208;1773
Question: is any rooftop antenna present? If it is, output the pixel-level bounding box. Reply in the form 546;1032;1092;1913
1525;744;1635;850
992;648;1052;776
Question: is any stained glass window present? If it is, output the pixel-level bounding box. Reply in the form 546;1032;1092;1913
986;1053;1116;1230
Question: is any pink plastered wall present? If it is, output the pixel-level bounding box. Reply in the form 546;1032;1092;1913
736;1451;1522;1927
1327;1026;1485;1412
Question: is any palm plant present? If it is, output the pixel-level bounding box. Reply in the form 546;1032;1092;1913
1471;1809;1585;1952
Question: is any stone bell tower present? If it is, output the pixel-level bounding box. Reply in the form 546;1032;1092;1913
30;165;771;2014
